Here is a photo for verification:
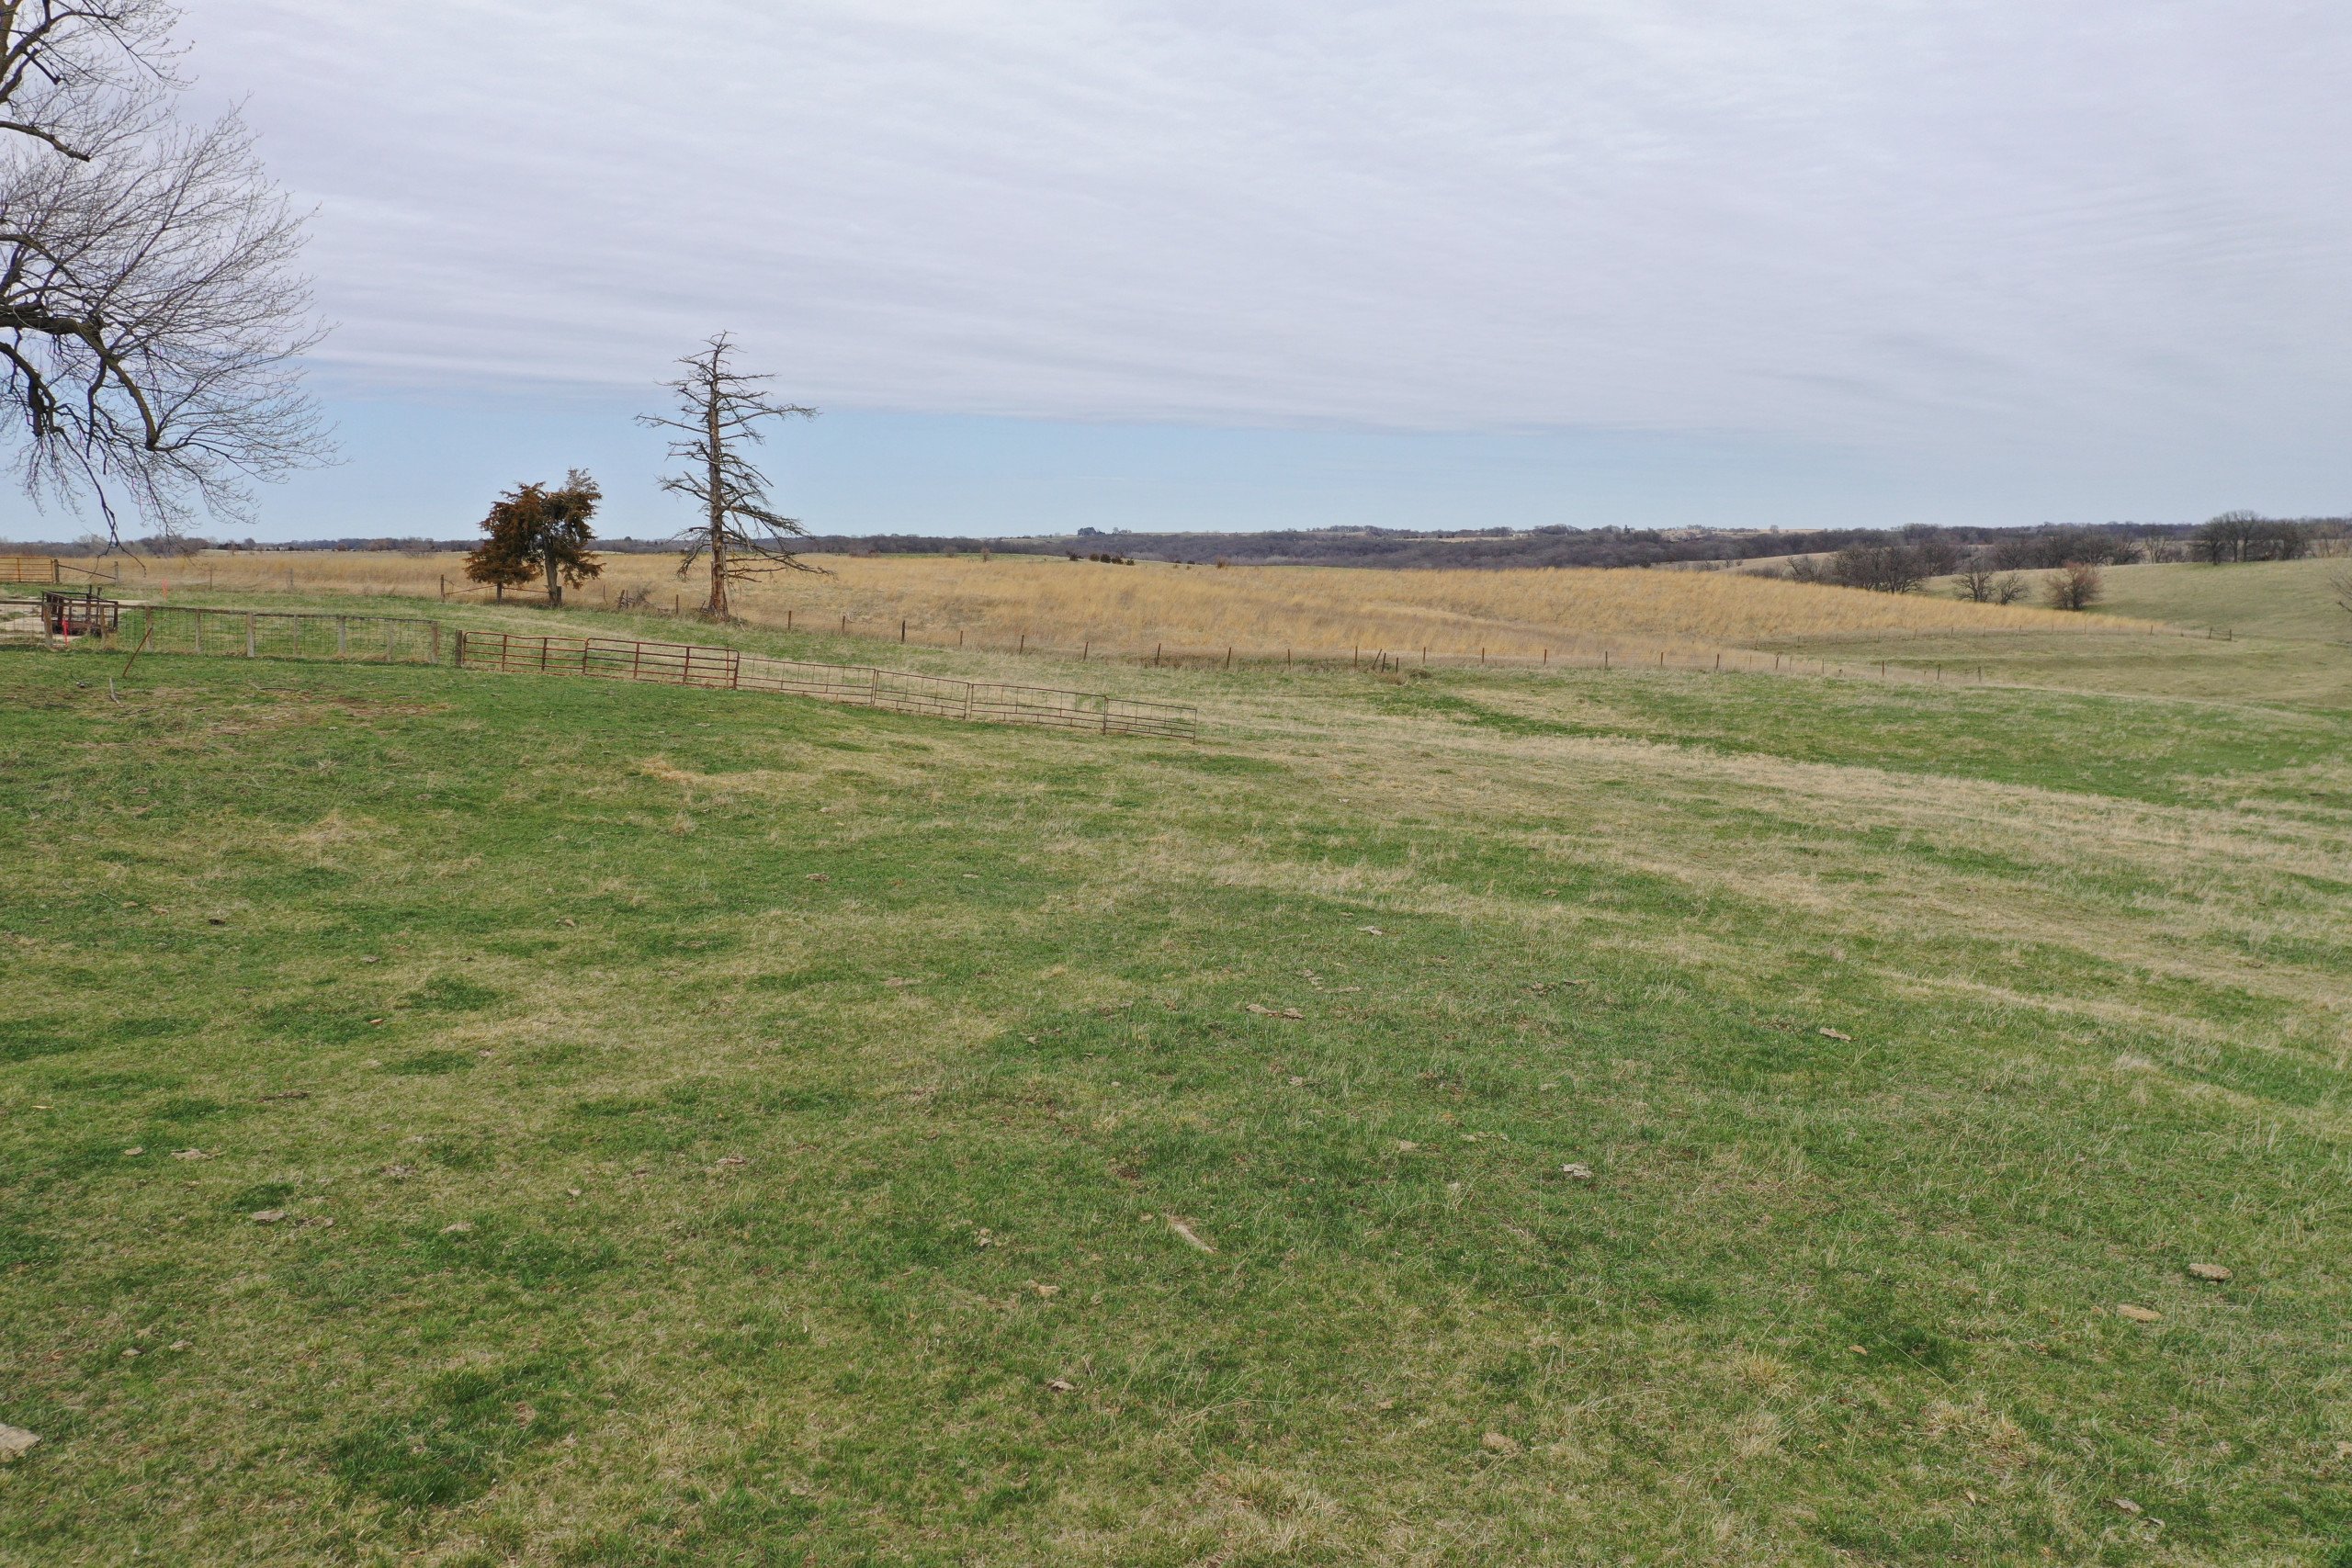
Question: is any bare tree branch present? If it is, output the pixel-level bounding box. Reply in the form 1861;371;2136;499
0;0;328;538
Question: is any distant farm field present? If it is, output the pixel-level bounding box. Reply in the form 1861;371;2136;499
3;582;2348;1564
113;547;2138;666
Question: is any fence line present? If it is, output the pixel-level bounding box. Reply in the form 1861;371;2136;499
108;603;447;664
453;630;1197;739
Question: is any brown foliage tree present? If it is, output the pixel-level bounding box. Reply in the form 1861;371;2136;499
2043;560;2104;612
464;470;603;605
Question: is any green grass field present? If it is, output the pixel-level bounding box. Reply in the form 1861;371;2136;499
1878;556;2352;707
2089;558;2351;642
3;597;2349;1565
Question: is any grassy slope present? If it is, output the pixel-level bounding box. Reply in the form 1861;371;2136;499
2;615;2350;1566
1839;557;2352;708
2089;558;2350;641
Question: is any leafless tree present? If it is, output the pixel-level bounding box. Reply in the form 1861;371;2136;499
2043;560;2104;612
1952;554;2001;603
2329;566;2352;625
0;0;328;539
639;333;817;619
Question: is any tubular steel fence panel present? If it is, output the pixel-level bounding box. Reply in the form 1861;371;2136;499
453;630;1198;739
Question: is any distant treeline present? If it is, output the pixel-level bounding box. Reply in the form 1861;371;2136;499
16;516;2348;571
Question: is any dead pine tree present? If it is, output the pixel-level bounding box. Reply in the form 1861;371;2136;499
639;333;818;619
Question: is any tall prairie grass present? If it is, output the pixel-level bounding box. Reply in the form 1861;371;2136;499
108;548;2144;661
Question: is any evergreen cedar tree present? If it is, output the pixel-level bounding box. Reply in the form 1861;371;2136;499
463;469;604;605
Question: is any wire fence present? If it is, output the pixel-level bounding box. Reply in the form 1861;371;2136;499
453;629;1198;739
112;604;447;663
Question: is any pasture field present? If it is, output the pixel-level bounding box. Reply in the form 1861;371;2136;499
2086;558;2351;643
1860;557;2352;707
2;596;2348;1566
105;547;2134;667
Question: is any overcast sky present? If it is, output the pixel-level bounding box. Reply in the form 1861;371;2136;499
18;0;2349;540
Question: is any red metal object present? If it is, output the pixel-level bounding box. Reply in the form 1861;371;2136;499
40;589;118;639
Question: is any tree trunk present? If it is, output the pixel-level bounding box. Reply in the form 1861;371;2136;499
543;545;562;608
706;372;729;619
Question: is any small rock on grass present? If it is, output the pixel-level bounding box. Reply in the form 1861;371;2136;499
1560;1163;1594;1181
1044;1377;1076;1393
2116;1303;2162;1323
2187;1262;2233;1282
1818;1027;1852;1042
2110;1498;2143;1516
1480;1432;1521;1456
0;1425;38;1462
440;1222;474;1235
250;1210;287;1224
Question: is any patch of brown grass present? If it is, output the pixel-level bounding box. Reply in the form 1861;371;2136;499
133;548;2141;664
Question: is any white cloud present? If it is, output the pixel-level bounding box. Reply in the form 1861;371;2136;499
195;1;2352;470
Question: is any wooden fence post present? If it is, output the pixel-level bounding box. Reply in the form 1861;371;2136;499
245;613;256;658
431;623;441;664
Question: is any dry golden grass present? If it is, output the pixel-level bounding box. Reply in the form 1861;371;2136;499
119;547;2140;663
